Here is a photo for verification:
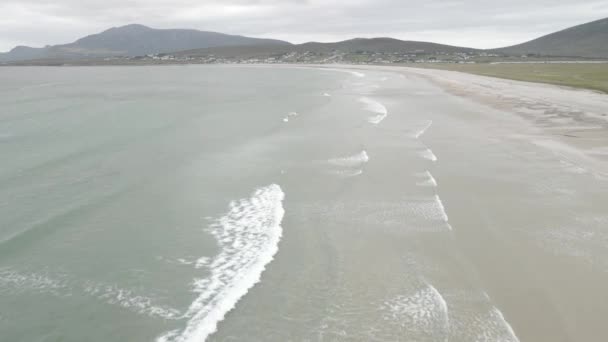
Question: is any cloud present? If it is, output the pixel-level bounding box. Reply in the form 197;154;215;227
1;0;607;52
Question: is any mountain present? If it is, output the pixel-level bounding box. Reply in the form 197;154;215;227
0;24;290;62
497;17;608;58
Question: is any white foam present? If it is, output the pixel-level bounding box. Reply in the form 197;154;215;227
158;184;285;342
359;97;388;125
434;195;452;231
322;93;331;97
414;121;433;139
328;169;364;178
383;283;449;337
400;196;452;231
177;259;195;266
491;307;520;342
470;307;521;342
0;268;181;320
283;112;298;123
84;283;181;320
0;268;65;295
351;71;365;78
195;257;211;268
420;148;438;162
327;150;370;168
417;171;438;187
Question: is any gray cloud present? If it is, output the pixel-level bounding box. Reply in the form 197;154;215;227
1;0;607;52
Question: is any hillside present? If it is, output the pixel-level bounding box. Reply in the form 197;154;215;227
0;24;290;62
498;17;608;58
175;37;479;60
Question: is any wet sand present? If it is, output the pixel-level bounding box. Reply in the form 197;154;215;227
211;64;608;342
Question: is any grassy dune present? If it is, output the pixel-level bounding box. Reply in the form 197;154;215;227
414;63;608;94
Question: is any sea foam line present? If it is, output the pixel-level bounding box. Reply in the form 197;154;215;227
282;111;298;123
328;169;364;178
414;121;433;139
0;268;181;320
359;97;388;125
417;171;438;187
327;150;370;168
157;184;285;342
84;283;181;320
490;307;521;342
420;148;438;162
383;283;450;338
434;195;452;231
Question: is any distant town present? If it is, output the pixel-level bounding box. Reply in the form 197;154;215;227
89;50;600;67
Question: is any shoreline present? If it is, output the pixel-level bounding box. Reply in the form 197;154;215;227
321;63;608;179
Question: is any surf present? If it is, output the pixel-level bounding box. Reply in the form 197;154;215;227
358;97;388;125
327;150;370;168
416;171;438;187
157;184;285;342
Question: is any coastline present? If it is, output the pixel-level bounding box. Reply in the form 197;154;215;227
309;63;608;179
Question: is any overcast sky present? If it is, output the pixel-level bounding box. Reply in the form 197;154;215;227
1;0;608;52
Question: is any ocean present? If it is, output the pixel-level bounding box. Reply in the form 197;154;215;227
1;65;608;341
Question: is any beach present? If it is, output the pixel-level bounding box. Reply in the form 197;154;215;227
0;64;607;341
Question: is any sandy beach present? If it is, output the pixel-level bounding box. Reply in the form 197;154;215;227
324;64;608;342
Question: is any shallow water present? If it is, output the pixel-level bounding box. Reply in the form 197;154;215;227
1;65;608;341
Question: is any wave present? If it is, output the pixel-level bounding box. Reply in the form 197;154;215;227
490;307;520;342
359;97;388;125
322;93;331;97
466;307;520;342
406;196;452;230
157;184;285;342
283;111;298;123
84;282;181;320
416;171;438;187
327;150;370;168
414;121;433;139
420;148;438;162
434;195;453;231
383;283;449;338
0;268;66;295
434;195;449;222
0;268;180;320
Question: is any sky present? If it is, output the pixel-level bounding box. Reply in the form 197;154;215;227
1;0;608;52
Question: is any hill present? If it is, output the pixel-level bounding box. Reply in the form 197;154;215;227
174;37;479;61
0;24;290;62
497;17;608;58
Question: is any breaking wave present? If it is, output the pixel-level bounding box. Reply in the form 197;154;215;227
359;97;388;125
157;184;285;342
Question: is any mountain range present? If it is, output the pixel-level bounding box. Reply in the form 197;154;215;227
1;17;607;63
0;24;289;62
